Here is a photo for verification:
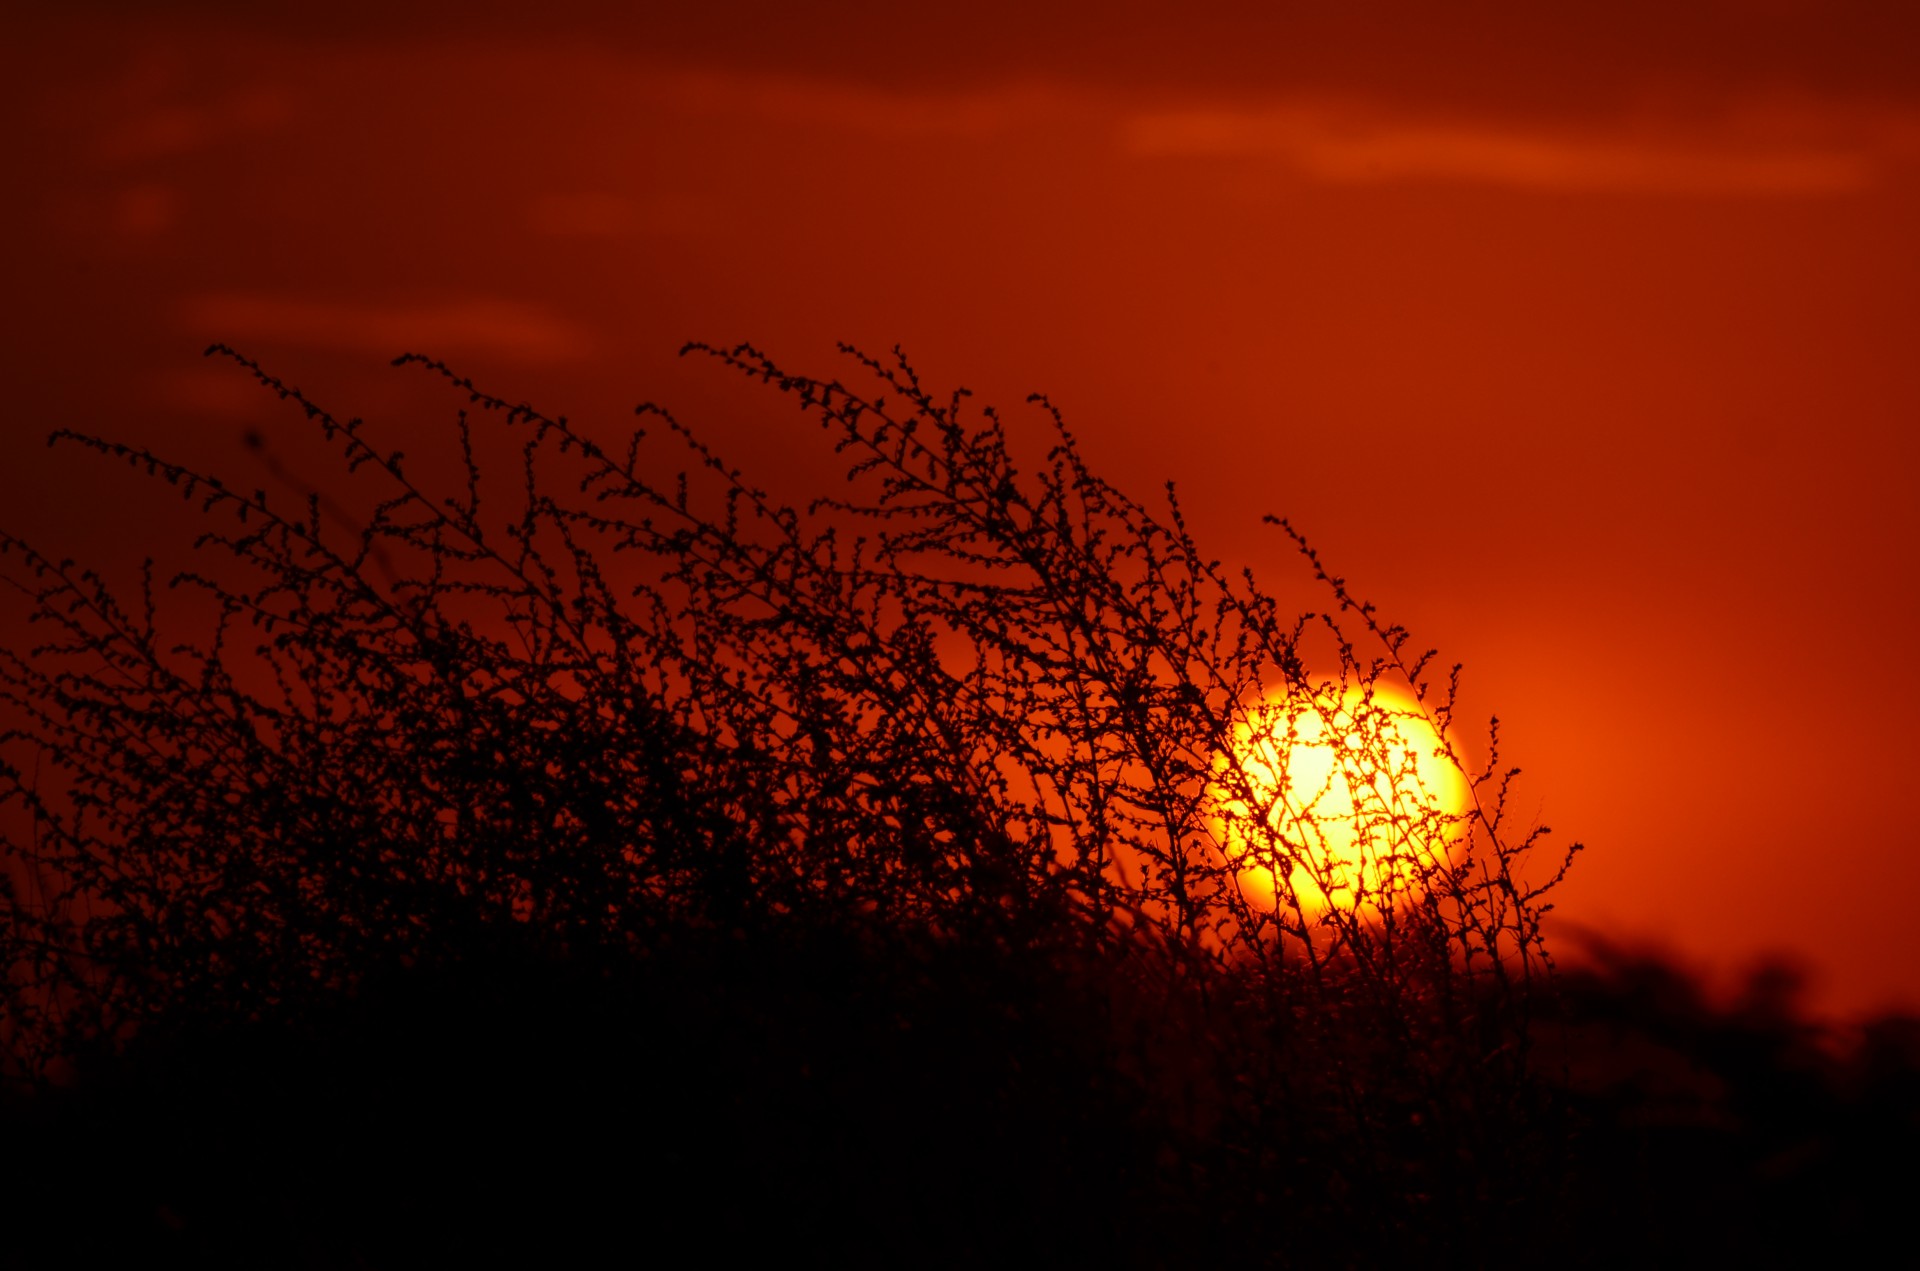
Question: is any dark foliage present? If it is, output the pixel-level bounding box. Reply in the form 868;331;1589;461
1537;947;1920;1262
0;342;1559;1056
5;934;1912;1267
7;342;1897;1264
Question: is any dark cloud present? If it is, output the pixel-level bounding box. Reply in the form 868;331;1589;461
31;1;1920;120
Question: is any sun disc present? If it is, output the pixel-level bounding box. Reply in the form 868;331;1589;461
1215;681;1471;917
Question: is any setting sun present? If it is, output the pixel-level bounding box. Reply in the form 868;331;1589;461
1217;680;1471;916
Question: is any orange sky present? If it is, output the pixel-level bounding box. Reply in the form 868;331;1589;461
7;2;1919;1016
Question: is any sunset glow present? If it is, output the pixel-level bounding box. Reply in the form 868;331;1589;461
8;0;1920;1016
1219;682;1471;917
8;7;1920;1260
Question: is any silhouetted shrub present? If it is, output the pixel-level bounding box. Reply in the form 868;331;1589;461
1537;944;1920;1261
0;342;1584;1262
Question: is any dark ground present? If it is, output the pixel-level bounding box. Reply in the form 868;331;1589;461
5;923;1915;1268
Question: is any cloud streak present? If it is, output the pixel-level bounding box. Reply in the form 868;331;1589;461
179;295;595;364
638;69;1079;142
1122;108;1877;196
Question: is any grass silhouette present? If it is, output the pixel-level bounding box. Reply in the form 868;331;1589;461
0;343;1906;1264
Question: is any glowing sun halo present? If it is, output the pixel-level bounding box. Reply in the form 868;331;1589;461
1216;681;1472;917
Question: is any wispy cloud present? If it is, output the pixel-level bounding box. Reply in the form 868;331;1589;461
94;87;292;163
1121;107;1877;196
635;69;1886;198
644;70;1075;141
180;295;594;363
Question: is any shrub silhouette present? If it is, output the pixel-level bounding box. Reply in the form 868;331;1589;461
1535;943;1920;1262
0;342;1583;1262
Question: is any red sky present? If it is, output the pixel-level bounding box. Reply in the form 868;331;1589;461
7;2;1920;1016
